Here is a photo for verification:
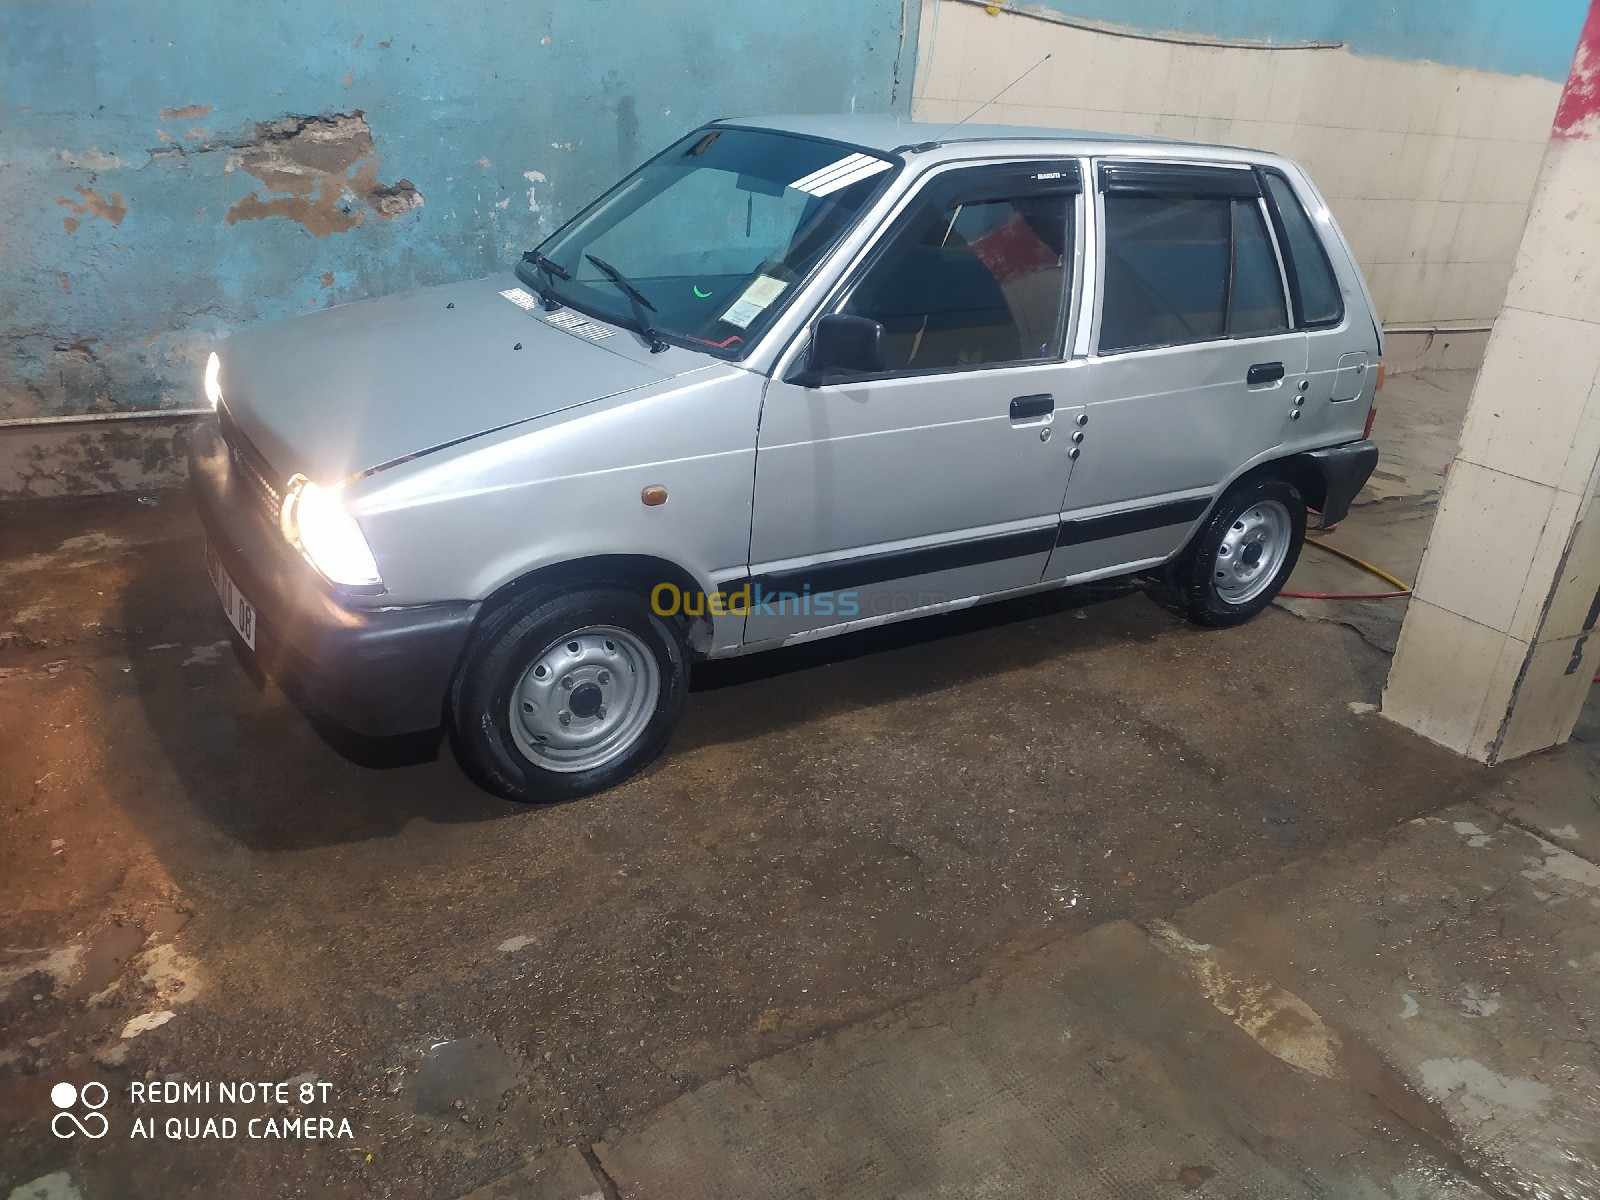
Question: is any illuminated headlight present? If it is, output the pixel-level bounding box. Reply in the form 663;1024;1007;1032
280;475;383;589
203;352;224;409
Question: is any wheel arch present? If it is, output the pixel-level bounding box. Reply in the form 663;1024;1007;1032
1166;456;1319;567
1265;453;1331;524
1201;454;1328;534
475;554;719;657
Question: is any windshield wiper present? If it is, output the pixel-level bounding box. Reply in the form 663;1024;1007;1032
584;254;668;353
517;249;569;310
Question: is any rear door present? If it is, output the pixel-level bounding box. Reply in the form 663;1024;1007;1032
1043;161;1305;581
1257;168;1379;440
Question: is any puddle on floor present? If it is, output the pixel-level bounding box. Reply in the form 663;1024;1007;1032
71;907;191;1002
412;1035;519;1116
72;926;145;1001
1253;792;1318;849
146;906;190;941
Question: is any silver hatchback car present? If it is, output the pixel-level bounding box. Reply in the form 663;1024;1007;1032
191;115;1382;803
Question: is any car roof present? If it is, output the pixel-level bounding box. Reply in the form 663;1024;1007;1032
714;113;1279;165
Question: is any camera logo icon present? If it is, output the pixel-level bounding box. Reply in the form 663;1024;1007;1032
50;1082;109;1139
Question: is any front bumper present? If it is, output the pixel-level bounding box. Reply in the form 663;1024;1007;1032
188;417;477;737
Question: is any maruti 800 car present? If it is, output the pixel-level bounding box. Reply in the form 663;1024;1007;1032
191;115;1382;803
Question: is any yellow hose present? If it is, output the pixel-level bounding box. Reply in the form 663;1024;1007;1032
1303;538;1413;594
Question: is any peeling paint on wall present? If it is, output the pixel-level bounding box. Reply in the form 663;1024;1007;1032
223;112;422;236
158;103;213;121
0;0;918;433
54;149;133;171
56;187;128;229
522;169;547;214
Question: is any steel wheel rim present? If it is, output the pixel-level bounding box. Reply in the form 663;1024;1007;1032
509;626;660;773
1212;500;1292;605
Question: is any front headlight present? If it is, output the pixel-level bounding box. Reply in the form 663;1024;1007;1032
280;475;383;590
203;352;223;409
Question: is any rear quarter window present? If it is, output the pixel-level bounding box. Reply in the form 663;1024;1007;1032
1261;172;1343;327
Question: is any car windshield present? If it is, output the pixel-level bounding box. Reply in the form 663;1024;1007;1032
525;127;899;358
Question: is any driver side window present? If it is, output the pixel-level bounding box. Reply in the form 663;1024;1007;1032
841;190;1073;374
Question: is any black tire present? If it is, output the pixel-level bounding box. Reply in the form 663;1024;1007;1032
1156;476;1307;628
448;585;688;803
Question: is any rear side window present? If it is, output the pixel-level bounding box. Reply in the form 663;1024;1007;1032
1098;194;1287;353
1261;172;1342;326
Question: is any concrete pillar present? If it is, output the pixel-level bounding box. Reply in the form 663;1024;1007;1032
1383;0;1600;763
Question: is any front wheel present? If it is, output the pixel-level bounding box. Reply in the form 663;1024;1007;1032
449;586;688;803
1157;477;1306;628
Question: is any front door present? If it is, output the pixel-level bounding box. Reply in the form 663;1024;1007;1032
745;162;1084;645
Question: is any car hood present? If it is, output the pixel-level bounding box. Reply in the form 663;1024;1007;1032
217;273;707;482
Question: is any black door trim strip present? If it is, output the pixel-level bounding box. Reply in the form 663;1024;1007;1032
1055;496;1212;547
738;495;1215;601
748;524;1059;598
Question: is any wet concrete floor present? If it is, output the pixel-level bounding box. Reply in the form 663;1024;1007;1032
558;794;1597;1199
1;373;1593;1197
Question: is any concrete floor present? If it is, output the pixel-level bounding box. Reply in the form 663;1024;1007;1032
2;369;1595;1200
1278;368;1476;655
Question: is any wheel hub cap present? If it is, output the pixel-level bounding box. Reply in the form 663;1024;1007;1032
509;626;660;773
1213;501;1292;605
569;681;603;719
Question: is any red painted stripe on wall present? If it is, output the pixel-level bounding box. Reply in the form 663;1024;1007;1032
1553;0;1600;138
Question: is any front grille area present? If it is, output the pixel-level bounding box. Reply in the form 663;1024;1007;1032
217;406;282;528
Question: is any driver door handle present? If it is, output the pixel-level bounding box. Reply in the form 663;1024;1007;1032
1010;393;1054;420
1247;361;1285;385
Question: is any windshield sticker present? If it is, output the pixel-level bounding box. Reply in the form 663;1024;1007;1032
721;275;789;329
499;287;539;311
789;153;892;198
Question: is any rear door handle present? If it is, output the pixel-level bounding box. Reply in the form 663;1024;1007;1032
1247;361;1285;385
1010;393;1054;420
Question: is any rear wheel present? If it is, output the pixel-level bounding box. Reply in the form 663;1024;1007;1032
449;586;688;803
1157;477;1306;628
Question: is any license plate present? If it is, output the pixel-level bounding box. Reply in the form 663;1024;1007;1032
205;542;257;650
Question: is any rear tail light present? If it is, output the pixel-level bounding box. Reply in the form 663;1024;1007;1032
1361;360;1383;439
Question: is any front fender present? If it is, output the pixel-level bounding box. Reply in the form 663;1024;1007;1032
345;368;764;655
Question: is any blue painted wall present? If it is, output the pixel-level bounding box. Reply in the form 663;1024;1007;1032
1023;0;1589;81
0;0;916;419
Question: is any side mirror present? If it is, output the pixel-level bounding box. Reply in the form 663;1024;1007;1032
790;314;886;387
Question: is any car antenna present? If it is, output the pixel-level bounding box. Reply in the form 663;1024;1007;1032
930;52;1051;141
